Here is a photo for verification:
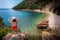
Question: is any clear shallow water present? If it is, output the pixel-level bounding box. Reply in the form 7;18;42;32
0;9;45;33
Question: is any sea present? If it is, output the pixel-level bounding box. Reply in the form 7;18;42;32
0;8;45;34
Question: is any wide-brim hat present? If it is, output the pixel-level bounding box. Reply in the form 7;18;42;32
11;17;17;21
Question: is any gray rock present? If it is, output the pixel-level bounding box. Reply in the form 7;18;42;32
42;31;60;40
2;32;28;40
11;34;21;40
42;31;51;40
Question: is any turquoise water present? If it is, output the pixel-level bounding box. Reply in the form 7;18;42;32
0;9;45;32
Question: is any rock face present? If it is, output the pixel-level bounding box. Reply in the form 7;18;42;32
2;32;28;40
48;12;60;35
42;31;60;40
42;31;51;40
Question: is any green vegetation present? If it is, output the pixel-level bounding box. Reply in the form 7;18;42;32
13;0;52;10
0;27;11;40
0;16;6;27
13;0;60;15
0;17;11;40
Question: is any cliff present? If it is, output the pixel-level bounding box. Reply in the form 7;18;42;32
13;0;60;15
13;0;52;10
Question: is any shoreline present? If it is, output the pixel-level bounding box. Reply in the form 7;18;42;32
21;9;50;20
14;9;50;23
21;9;50;15
21;9;42;13
23;9;50;19
13;9;50;14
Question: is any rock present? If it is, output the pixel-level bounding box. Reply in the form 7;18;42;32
2;32;28;40
42;31;60;40
2;33;13;40
51;35;60;40
37;20;48;29
42;31;51;40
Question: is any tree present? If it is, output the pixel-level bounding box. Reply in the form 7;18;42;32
0;17;6;27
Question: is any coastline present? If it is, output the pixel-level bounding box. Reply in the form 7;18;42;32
13;8;50;14
24;9;49;17
21;9;42;13
21;9;50;21
13;9;50;23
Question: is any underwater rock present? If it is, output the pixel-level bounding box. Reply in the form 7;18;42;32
37;20;48;29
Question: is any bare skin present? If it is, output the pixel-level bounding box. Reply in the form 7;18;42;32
11;22;17;26
8;17;21;33
11;21;21;33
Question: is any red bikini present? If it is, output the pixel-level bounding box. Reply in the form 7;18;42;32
11;26;17;30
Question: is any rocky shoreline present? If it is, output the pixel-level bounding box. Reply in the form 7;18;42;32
3;32;28;40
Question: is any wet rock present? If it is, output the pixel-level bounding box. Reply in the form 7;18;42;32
37;20;48;29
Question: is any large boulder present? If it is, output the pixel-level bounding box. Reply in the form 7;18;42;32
42;31;60;40
37;20;48;29
2;32;28;40
42;31;51;40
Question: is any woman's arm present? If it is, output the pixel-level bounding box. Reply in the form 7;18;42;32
8;18;12;22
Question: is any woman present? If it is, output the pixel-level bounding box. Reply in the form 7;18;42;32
8;17;21;32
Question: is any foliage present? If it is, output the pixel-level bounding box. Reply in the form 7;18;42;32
0;16;3;22
13;0;52;10
0;27;11;40
0;17;6;27
0;17;11;40
13;0;60;16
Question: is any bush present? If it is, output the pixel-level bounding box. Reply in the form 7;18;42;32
0;27;11;40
